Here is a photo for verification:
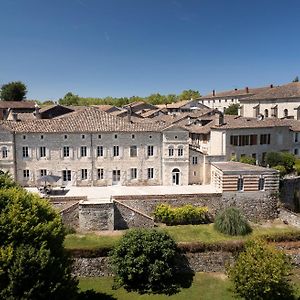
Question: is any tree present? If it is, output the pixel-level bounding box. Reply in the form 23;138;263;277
293;76;299;82
110;229;178;294
58;92;80;106
177;89;201;101
227;239;295;300
0;187;78;299
214;207;252;236
266;152;296;173
224;103;239;115
239;155;256;165
0;81;27;101
0;171;18;189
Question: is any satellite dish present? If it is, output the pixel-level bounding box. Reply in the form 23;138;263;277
257;114;264;121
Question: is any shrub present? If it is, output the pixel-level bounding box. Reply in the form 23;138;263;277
294;164;300;176
154;204;209;225
281;152;296;173
239;155;256;165
266;151;296;174
273;165;287;177
110;229;178;294
214;207;252;236
266;152;283;167
227;239;295;300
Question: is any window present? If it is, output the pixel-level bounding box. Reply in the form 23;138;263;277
114;134;118;139
149;135;152;139
130;168;137;179
40;135;44;140
40;169;47;177
97;168;104;180
168;146;174;156
271;106;278;118
23;169;30;179
147;168;154;179
147;145;154;156
264;109;269;118
63;146;70;157
22;146;29;158
294;148;299;155
260;134;271;145
193;171;197;176
98;134;102;139
237;176;244;191
64;135;68;140
62;170;71;181
81;134;85;139
230;135;258;147
178;146;184;157
81;169;88;180
22;135;26;140
295;133;298;143
258;176;265;191
113;145;119;157
97;146;103;157
2;147;8;158
131;134;135;139
39;146;46;157
174;135;178;139
80;146;87;157
112;170;121;182
192;156;198;165
130;145;137;157
284;109;288;117
252;153;257;160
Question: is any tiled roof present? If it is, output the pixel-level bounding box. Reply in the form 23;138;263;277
0;107;163;133
200;86;273;99
165;100;191;109
0;100;36;109
240;82;300;101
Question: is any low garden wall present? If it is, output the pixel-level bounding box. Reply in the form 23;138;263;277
279;208;300;228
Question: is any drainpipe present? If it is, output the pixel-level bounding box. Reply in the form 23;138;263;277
12;131;17;181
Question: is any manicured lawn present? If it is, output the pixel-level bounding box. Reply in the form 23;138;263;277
79;271;300;300
64;222;300;249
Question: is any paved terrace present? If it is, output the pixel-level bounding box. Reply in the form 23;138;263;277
26;184;218;203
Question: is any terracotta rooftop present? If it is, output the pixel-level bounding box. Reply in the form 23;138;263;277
165;100;191;109
0;107;163;133
240;82;300;101
0;100;36;109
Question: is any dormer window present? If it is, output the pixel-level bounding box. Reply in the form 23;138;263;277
64;135;68;140
82;134;85;139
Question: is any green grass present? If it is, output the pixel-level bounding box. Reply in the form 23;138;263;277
64;222;300;249
79;271;300;300
79;273;236;300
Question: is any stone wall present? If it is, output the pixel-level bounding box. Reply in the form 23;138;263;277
79;202;114;231
280;177;300;212
113;200;154;230
60;202;79;230
113;191;277;222
278;208;300;228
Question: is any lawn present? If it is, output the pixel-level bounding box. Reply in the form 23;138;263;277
79;271;300;300
64;221;300;249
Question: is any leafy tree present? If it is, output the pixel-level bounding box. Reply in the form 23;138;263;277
281;152;296;173
214;207;252;236
0;188;78;299
273;165;287;177
239;155;256;165
177;89;201;101
228;239;295;300
293;76;299;82
110;229;178;294
0;81;27;101
0;171;18;189
224;103;239;115
266;152;296;174
58;92;80;106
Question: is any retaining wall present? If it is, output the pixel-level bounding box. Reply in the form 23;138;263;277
279;208;300;228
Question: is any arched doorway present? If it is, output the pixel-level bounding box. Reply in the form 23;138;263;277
172;168;180;185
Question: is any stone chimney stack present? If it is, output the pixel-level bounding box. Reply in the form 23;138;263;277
212;90;215;96
215;111;224;126
34;103;41;119
245;87;249;93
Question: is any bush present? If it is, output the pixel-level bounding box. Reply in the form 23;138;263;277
0;171;18;189
294;164;300;176
0;188;77;299
281;152;296;173
266;152;296;174
274;165;287;177
239;155;256;165
214;207;252;236
154;204;209;225
110;229;178;294
227;239;295;300
266;152;283;167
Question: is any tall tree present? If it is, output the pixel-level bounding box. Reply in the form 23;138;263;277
293;76;299;82
58;92;80;106
0;81;27;101
178;89;201;101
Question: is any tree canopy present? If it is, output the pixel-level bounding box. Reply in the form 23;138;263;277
0;81;27;101
224;103;239;115
0;186;77;299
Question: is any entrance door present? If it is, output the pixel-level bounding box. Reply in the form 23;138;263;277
172;168;180;185
112;170;121;185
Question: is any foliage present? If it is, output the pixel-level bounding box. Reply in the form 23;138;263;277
59;92;81;106
227;239;295;300
177;89;201;101
266;151;296;174
110;229;178;294
214;207;252;236
293;76;299;82
0;188;77;299
239;155;256;165
0;171;18;189
224;103;239;115
274;165;287;177
294;160;300;175
0;81;27;101
154;204;209;225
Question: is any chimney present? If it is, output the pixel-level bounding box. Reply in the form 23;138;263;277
245;87;249;93
127;106;132;123
234;88;238;91
215;111;224;126
270;84;273;88
34;103;41;119
212;90;215;96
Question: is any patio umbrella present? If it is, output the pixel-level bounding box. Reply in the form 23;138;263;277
37;175;61;185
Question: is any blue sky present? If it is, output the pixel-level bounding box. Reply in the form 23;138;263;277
1;0;300;101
